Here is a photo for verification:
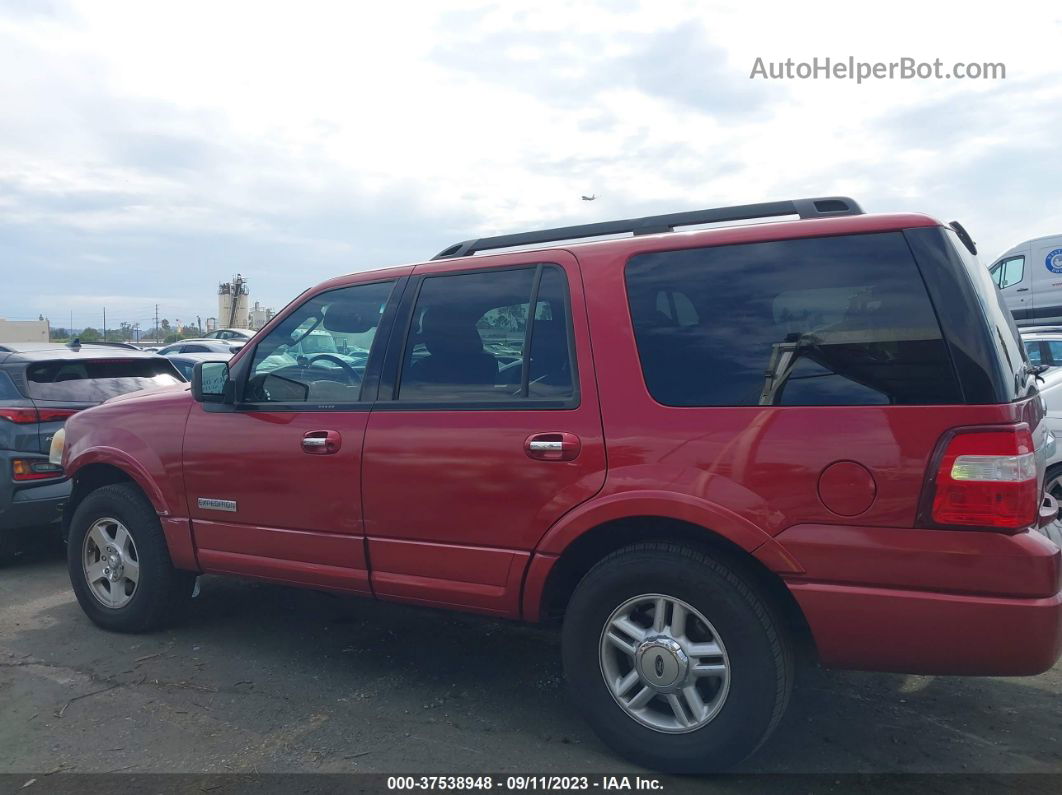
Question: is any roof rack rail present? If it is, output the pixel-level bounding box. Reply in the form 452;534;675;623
432;196;864;260
65;339;140;351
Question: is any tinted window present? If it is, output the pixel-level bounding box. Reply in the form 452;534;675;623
1025;341;1043;365
25;358;182;402
246;280;394;404
999;256;1025;289
397;265;574;403
0;370;21;400
625;232;961;406
1047;341;1062;365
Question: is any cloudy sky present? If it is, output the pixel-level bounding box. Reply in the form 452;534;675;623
1;0;1060;331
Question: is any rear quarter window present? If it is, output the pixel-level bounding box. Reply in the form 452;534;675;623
0;370;22;400
625;231;962;406
25;358;182;402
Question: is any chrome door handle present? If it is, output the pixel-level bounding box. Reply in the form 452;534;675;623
528;440;564;452
524;432;581;461
302;430;342;454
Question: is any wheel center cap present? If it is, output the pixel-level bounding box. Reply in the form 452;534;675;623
635;635;688;691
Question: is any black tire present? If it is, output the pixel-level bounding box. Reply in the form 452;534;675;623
562;542;793;773
67;483;195;633
1045;463;1062;503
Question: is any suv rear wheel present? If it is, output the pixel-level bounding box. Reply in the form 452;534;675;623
67;483;195;632
561;542;792;773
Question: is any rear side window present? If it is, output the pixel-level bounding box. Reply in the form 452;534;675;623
0;370;21;400
625;232;961;406
25;359;182;402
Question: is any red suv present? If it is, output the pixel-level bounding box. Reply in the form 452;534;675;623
53;198;1062;772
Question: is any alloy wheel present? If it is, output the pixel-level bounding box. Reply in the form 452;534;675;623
82;517;140;609
599;593;730;733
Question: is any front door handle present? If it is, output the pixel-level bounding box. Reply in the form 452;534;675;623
302;430;341;455
525;432;580;461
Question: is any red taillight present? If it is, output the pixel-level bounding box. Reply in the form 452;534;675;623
0;407;79;424
0;408;40;424
36;408;80;422
926;424;1039;532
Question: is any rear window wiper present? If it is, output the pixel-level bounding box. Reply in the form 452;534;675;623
1025;362;1050;382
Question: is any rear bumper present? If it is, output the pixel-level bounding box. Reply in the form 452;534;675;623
788;582;1062;675
776;523;1062;675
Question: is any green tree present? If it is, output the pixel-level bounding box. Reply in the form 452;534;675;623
80;327;100;342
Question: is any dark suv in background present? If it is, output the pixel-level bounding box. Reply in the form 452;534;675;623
0;342;183;562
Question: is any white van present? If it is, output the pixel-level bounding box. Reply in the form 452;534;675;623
990;234;1062;324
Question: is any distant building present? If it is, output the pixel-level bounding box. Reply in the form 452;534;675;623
205;317;218;333
249;301;274;331
0;318;49;344
218;274;250;330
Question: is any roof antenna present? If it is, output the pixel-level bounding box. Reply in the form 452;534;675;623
67;337;81;350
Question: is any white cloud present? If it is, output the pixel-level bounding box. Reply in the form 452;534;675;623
1;0;1060;325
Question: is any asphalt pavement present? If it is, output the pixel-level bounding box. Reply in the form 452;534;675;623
1;538;1060;782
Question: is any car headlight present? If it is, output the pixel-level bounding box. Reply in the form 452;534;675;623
49;427;66;467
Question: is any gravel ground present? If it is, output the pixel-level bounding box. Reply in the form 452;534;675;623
1;537;1060;784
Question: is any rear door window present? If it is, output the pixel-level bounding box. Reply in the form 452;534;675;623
396;265;575;403
25;358;182;402
625;232;961;406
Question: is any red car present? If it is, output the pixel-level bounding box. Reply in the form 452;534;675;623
53;197;1062;772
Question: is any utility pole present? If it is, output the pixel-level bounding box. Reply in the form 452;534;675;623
103;307;107;341
155;304;160;344
197;315;203;334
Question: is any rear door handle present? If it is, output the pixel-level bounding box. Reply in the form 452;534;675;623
302;430;341;454
1016;288;1030;292
525;432;580;461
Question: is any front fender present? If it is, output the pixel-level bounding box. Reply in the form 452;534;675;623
62;391;193;518
65;445;170;515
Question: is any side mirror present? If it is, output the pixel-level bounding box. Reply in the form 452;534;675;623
191;361;233;404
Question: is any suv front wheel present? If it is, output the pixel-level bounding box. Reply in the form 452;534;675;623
562;542;793;773
67;483;195;633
